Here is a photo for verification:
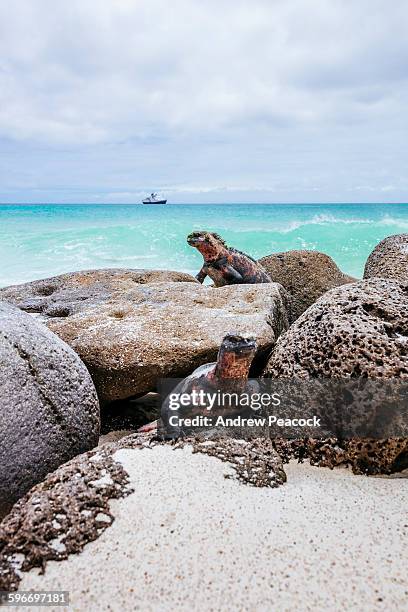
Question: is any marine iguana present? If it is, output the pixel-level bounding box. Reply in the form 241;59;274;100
138;333;258;437
187;231;271;286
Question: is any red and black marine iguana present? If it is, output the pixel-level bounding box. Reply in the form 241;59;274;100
138;333;259;437
187;231;271;286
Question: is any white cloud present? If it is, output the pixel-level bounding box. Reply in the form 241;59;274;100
0;0;407;201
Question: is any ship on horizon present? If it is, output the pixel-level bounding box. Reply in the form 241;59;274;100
142;192;167;205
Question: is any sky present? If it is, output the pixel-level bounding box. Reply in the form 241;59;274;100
0;0;408;203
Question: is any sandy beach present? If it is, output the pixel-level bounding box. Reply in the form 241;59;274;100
19;446;408;612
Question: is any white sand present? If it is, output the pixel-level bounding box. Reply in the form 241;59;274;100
20;446;408;612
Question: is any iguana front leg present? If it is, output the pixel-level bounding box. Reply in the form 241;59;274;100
218;264;243;283
196;265;208;283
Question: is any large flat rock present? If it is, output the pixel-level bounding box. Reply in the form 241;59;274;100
1;277;289;403
0;268;197;318
48;282;288;402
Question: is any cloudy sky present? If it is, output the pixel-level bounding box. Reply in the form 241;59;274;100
0;0;407;203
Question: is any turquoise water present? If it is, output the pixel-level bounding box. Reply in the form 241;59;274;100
0;203;407;287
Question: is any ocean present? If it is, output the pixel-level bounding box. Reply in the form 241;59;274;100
0;203;407;287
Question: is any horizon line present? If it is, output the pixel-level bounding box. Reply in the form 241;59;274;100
0;201;408;206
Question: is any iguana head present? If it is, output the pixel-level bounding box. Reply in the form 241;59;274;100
187;231;228;260
215;333;257;379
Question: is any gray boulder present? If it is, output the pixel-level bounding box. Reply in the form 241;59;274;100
0;302;100;515
259;250;355;321
364;234;408;282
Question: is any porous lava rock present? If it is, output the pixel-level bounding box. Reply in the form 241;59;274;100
273;437;408;476
264;279;408;474
0;446;131;591
364;234;408;283
188;437;286;487
264;278;408;379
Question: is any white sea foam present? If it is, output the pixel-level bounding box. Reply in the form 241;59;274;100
376;214;408;229
278;213;375;233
